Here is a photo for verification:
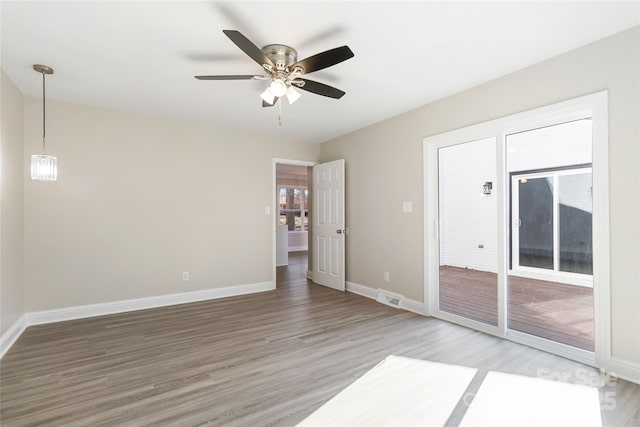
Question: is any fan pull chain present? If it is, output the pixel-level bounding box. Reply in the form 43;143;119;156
278;98;282;127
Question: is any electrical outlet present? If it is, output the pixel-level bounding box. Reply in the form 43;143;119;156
384;271;390;282
182;272;189;282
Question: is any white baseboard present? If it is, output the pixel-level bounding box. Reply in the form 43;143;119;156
307;270;313;280
0;281;273;359
346;281;377;299
609;356;640;385
0;315;26;359
346;281;425;315
26;281;274;326
288;246;308;252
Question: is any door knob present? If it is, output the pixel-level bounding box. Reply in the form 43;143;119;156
336;229;345;234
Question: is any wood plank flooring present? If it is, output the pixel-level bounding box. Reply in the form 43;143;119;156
439;265;594;350
1;252;637;426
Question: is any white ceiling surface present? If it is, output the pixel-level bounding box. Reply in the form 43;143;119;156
2;1;638;143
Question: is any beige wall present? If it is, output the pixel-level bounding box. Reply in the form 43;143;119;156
1;70;25;334
23;98;320;311
320;27;640;364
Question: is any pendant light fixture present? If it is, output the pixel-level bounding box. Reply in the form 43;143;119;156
31;64;57;181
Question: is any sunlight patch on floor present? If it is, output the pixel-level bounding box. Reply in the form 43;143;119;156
298;355;477;426
299;355;602;426
461;370;601;427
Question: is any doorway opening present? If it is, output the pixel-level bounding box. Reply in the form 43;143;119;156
272;159;316;288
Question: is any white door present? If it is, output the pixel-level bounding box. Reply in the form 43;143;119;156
312;159;345;291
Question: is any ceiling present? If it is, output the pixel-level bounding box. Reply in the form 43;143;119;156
2;1;638;143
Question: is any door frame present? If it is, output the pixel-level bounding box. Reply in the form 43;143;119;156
272;158;318;287
423;91;609;368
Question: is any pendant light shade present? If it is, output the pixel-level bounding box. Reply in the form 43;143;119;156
31;154;57;181
31;64;57;181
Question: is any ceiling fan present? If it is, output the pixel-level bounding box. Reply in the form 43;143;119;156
195;30;354;107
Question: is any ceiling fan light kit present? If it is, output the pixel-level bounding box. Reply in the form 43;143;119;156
269;78;287;97
195;30;354;109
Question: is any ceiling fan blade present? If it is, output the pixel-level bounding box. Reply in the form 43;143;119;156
295;79;345;99
195;75;262;80
262;97;279;107
290;46;354;74
223;30;274;68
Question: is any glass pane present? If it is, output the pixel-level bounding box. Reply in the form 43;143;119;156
518;177;554;270
284;188;296;230
559;173;593;274
279;188;287;225
293;189;302;209
438;137;498;326
278;187;308;231
506;120;594;352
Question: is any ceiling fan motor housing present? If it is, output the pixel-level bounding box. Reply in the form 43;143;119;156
262;44;297;71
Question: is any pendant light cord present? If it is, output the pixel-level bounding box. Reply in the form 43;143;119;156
42;70;47;153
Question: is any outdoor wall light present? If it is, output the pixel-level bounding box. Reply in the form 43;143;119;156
483;181;493;195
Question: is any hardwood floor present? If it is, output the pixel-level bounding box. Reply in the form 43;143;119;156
1;252;637;426
439;265;594;350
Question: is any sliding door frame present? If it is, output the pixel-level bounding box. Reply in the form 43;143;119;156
423;91;609;368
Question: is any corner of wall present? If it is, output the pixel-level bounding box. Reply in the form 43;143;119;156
0;68;26;341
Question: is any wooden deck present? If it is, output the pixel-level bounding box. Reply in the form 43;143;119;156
439;266;594;351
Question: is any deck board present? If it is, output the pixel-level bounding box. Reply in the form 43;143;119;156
439;265;594;351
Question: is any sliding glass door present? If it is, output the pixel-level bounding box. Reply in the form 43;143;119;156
506;120;594;351
424;92;608;366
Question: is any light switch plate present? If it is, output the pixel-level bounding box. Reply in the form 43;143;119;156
402;201;413;213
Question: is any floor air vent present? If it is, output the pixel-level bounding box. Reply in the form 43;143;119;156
376;289;405;309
